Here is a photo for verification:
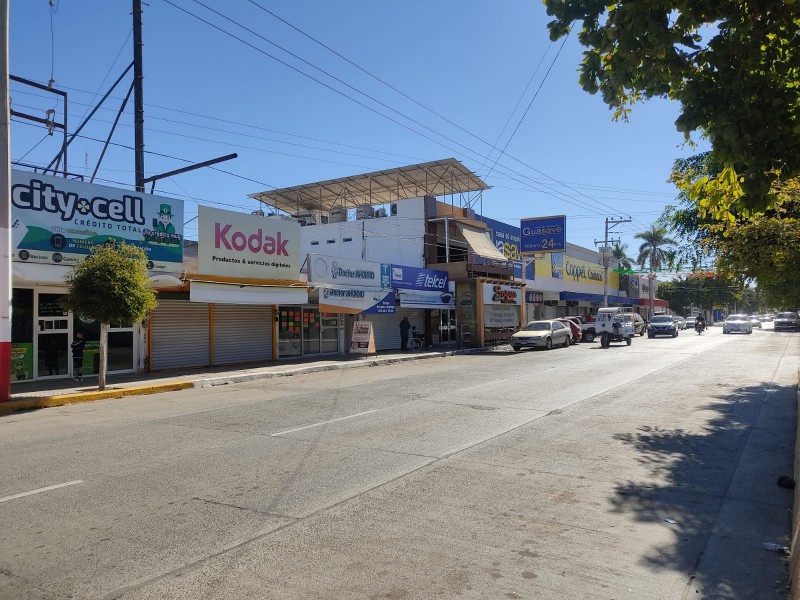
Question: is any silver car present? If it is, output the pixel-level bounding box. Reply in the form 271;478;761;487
511;320;571;351
723;314;752;334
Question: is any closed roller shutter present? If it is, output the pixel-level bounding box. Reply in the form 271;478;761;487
368;308;424;350
213;304;273;365
151;300;210;370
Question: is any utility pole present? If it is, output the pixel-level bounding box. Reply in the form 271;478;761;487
133;0;145;192
0;0;10;402
595;217;631;308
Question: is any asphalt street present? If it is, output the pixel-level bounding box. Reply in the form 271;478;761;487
0;324;798;599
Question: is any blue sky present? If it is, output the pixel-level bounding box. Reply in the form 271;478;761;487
10;0;709;251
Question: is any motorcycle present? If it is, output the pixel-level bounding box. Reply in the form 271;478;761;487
695;321;706;335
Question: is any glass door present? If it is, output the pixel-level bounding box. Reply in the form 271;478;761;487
37;293;70;379
320;312;339;353
36;317;70;379
278;307;302;357
439;309;457;343
302;309;321;355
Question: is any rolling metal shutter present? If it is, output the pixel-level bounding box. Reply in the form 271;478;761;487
368;308;424;350
150;300;210;370
213;304;273;365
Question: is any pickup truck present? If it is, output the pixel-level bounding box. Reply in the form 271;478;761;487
571;312;646;342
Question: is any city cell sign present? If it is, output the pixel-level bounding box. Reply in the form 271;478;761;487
520;215;566;254
198;206;301;279
10;170;183;271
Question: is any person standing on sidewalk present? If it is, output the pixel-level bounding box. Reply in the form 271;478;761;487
399;316;411;350
71;331;86;381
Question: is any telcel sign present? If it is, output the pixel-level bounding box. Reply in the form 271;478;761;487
520;215;566;254
391;265;448;291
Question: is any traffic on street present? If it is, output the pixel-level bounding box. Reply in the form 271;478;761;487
0;322;797;599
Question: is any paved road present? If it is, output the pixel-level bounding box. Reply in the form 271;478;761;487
1;325;797;599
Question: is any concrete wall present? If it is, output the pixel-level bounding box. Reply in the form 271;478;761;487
299;197;426;267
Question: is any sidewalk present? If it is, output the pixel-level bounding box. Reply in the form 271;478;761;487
2;347;478;415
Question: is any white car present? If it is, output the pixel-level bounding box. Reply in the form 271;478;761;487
723;314;753;334
511;320;571;351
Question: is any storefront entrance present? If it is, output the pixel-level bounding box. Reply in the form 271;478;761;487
438;309;457;344
278;307;340;358
10;288;137;383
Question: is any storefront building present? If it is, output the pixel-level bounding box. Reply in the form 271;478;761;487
147;206;314;370
9;170;184;383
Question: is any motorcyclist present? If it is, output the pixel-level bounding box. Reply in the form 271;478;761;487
695;313;706;333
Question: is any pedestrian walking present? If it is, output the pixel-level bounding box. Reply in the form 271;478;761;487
71;331;86;381
399;316;411;350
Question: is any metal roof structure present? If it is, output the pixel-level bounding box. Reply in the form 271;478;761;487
249;158;489;215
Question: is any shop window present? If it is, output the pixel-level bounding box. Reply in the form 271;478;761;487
11;289;34;382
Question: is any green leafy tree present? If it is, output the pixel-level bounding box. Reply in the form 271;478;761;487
634;225;677;318
63;242;157;390
611;242;634;271
543;1;800;215
634;226;677;273
663;152;800;307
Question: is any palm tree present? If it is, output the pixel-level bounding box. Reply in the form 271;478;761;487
611;243;634;271
634;226;678;318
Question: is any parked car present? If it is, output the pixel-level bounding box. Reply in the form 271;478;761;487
623;312;647;336
774;311;800;332
556;318;582;344
674;316;686;330
511;320;571;351
647;314;678;338
748;315;762;328
723;314;753;334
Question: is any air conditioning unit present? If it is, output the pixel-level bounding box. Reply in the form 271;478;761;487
390;203;398;216
356;204;375;220
291;211;317;226
267;213;296;222
328;207;346;223
374;207;387;218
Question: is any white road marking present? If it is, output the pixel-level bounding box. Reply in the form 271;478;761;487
271;409;380;437
0;480;84;504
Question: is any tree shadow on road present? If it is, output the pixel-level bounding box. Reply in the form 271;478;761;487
610;381;795;598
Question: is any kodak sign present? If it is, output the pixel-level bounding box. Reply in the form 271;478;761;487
198;206;301;279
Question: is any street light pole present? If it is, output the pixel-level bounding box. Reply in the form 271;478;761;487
0;0;10;402
595;217;631;308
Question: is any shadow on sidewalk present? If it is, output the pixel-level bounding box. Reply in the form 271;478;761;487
610;382;795;598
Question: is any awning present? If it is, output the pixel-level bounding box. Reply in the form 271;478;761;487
190;281;308;305
457;223;508;262
560;291;635;305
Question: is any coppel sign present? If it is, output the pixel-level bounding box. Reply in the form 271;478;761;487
10;170;183;271
198;206;301;279
391;265;448;291
520;215;566;254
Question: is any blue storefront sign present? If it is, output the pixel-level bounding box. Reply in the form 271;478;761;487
521;215;566;253
391;265;449;291
479;215;534;280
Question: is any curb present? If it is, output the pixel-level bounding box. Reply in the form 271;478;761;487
193;350;466;388
0;381;194;416
2;349;484;415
